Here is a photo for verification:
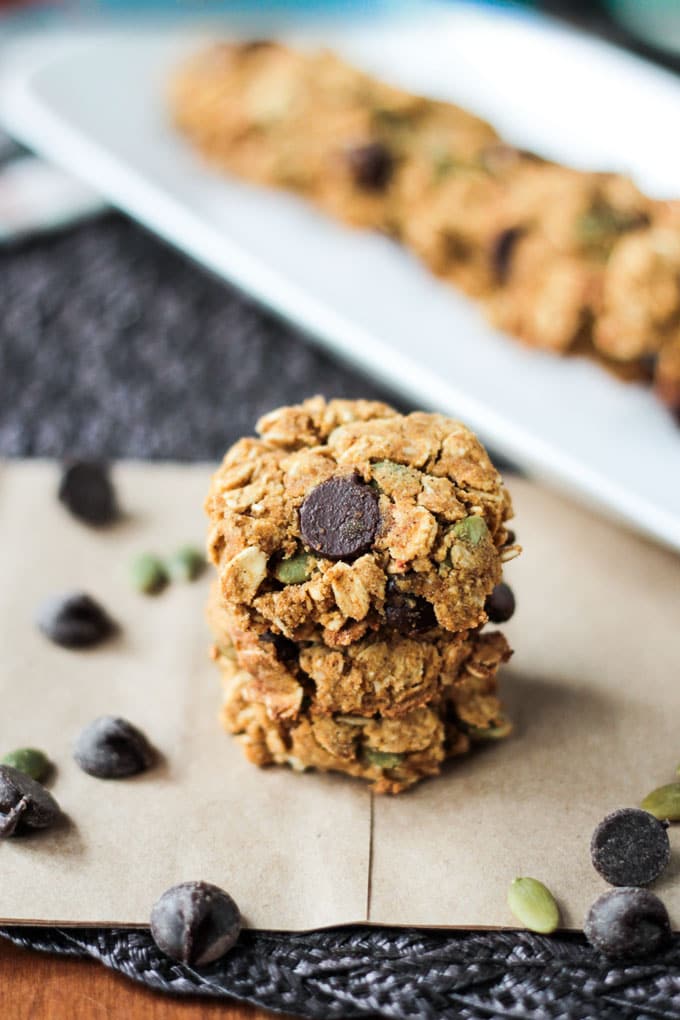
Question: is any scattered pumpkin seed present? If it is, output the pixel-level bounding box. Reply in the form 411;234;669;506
507;877;560;934
363;748;404;769
641;783;680;822
273;551;314;585
166;545;205;582
453;516;489;545
131;553;167;595
1;748;51;783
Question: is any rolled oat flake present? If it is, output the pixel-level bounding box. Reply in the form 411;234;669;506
590;808;670;886
73;716;155;779
150;881;242;966
585;888;670;959
0;765;61;838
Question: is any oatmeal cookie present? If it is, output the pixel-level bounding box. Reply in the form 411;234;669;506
172;40;680;423
171;41;497;234
217;638;510;793
205;398;517;646
208;581;511;722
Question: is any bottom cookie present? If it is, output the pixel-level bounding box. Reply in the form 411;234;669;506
216;644;511;794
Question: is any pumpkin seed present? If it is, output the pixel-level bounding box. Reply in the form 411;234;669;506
507;877;560;934
166;545;205;582
131;553;167;594
274;551;314;585
641;783;680;822
1;748;51;783
452;516;489;545
363;748;404;769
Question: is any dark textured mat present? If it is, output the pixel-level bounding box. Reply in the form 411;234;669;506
1;215;678;1019
0;215;404;460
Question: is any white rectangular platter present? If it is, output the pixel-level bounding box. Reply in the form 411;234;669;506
2;3;680;550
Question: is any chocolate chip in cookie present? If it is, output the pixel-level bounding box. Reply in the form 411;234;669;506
300;474;380;561
490;227;524;284
384;579;436;634
485;582;516;623
346;141;394;191
259;629;298;663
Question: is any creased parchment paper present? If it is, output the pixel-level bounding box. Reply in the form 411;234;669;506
0;461;678;931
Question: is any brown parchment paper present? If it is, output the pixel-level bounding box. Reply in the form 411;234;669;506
0;460;679;931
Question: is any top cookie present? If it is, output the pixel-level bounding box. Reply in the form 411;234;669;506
206;397;517;644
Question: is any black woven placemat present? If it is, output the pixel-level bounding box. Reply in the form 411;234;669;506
1;214;679;1019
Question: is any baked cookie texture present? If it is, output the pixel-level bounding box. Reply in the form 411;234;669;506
206;398;519;793
171;41;680;420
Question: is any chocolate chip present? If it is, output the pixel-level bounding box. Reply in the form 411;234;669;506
485;583;516;623
490;227;524;284
384;578;436;634
346;142;394;191
299;474;380;561
238;40;274;53
259;629;297;663
58;461;118;526
639;353;658;382
36;592;115;649
73;716;155;779
590;808;670;887
151;881;241;966
0;765;61;838
585;888;670;959
503;529;516;547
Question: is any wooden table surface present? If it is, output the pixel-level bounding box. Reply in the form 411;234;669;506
0;938;294;1020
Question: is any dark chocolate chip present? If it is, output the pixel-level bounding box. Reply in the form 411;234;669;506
384;578;436;634
73;716;155;779
590;808;670;887
0;765;61;838
490;227;524;284
58;461;118;526
36;592;115;649
346;142;394;191
485;583;516;624
639;353;658;382
299;474;380;561
585;887;670;959
150;881;241;966
238;40;274;53
259;629;297;663
504;529;516;547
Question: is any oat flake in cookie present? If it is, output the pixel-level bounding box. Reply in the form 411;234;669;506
205;398;520;793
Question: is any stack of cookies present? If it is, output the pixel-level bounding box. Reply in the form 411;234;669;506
205;398;520;793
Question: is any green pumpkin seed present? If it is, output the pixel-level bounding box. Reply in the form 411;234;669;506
166;545;205;582
453;516;489;545
467;717;513;741
274;552;314;585
131;553;168;594
2;748;51;783
507;877;560;934
363;748;404;769
641;783;680;822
